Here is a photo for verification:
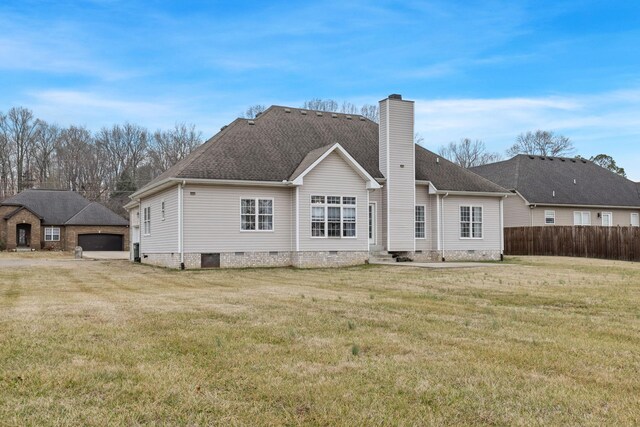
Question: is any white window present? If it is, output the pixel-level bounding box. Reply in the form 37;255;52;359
143;207;151;235
574;211;591;226
601;212;612;227
545;210;556;225
415;205;426;239
631;213;639;227
311;195;357;238
240;198;273;231
161;200;165;221
44;227;60;242
460;206;483;239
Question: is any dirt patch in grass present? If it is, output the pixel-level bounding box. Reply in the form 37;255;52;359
1;256;639;425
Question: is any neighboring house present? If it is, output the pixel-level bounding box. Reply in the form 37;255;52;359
0;189;130;251
472;155;640;227
126;94;509;269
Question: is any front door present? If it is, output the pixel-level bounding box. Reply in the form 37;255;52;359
16;224;31;247
369;203;376;245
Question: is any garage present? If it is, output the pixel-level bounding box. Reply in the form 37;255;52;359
77;234;124;251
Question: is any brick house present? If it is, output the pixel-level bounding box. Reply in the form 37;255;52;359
0;189;129;251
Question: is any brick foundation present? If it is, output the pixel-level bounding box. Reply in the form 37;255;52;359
409;250;501;262
141;251;370;269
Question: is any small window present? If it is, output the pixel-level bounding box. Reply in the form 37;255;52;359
631;213;639;227
601;212;612;227
241;198;273;231
143;207;151;235
342;206;356;237
311;206;325;237
545;210;556;225
44;227;60;242
415;205;426;238
460;206;483;238
161;200;165;221
574;211;591;226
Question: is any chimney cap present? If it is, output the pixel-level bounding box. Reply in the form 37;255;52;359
388;94;402;100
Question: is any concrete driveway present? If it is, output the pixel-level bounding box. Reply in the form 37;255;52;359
82;251;129;260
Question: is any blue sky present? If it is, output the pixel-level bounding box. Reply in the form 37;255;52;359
1;0;640;178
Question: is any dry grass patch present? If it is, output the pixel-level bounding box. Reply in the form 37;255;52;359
1;255;639;425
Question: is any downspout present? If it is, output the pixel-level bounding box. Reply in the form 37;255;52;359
295;186;300;252
441;192;449;262
500;195;506;261
179;181;185;269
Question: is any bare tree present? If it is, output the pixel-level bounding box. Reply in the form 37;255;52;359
32;121;61;187
0;107;41;192
96;123;149;192
303;99;338;112
439;139;502;168
360;104;379;122
242;105;267;119
149;123;202;180
507;130;574;157
56;126;95;192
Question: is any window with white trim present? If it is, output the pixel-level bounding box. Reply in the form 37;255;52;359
44;227;60;242
545;210;556;225
311;196;356;238
460;206;483;238
631;213;639;227
241;198;273;231
143;206;151;235
574;211;591;226
415;205;426;238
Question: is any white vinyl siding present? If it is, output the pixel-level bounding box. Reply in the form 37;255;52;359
381;98;415;251
298;152;369;251
183;185;292;253
442;196;501;251
140;186;179;253
531;207;640;227
545;210;556;225
44;227;60;241
574;211;591;226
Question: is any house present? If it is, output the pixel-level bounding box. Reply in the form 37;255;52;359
126;94;509;269
0;189;130;251
471;155;640;227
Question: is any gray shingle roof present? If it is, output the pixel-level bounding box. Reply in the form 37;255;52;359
471;155;640;207
1;189;128;225
145;106;506;194
65;202;129;226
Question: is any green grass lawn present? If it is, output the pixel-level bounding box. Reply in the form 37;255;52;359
1;255;639;425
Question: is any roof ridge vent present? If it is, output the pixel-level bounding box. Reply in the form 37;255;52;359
346;115;352;120
571;159;576;163
359;116;365;121
301;110;307;115
220;125;228;131
248;120;255;125
284;108;291;113
331;113;338;118
528;156;535;159
316;111;323;117
581;159;587;164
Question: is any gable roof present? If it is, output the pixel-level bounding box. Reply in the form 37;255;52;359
1;189;128;225
64;202;129;226
3;205;44;221
471;155;640;207
140;105;506;195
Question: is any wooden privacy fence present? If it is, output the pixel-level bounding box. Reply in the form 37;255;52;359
504;226;640;262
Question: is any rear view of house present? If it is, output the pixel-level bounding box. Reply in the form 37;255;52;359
0;189;129;251
127;95;509;269
472;155;640;227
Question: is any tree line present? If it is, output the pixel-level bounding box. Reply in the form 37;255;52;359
0;107;202;215
438;131;626;177
0;100;629;218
